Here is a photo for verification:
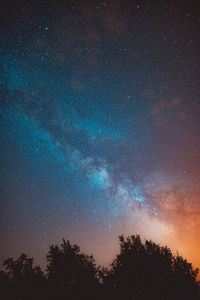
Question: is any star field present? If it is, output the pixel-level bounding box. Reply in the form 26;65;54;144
0;0;200;269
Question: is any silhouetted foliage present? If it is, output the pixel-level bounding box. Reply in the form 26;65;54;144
0;253;45;300
45;239;100;300
101;235;200;300
0;235;199;299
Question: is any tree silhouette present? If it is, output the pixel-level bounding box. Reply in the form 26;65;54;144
0;235;199;299
0;269;10;300
0;253;45;300
45;239;100;300
101;235;200;300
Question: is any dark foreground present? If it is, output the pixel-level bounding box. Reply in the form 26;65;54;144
1;235;200;300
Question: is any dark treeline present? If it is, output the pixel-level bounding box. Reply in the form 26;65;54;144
1;235;200;300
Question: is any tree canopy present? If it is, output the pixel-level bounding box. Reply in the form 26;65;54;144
0;235;199;300
101;235;199;300
45;239;99;300
0;253;45;300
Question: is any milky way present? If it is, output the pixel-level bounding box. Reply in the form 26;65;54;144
0;0;200;269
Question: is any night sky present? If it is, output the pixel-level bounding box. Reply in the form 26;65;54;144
0;0;200;270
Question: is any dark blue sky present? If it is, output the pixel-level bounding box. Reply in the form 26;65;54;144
0;0;200;268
